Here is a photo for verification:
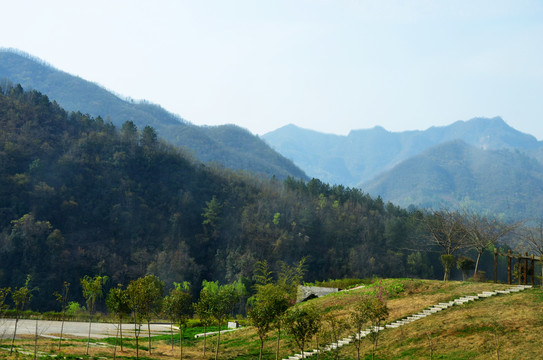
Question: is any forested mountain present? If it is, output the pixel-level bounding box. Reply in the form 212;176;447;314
0;85;451;310
262;118;542;186
362;140;543;219
0;49;306;180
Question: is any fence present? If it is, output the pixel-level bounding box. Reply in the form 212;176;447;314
494;248;540;285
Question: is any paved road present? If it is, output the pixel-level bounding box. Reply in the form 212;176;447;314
0;319;173;339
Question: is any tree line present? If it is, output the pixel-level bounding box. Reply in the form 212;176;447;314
0;261;394;360
0;260;292;359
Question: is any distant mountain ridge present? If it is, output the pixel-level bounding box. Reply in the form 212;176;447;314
5;49;543;220
262;117;542;186
263;117;543;220
0;49;307;180
362;140;543;219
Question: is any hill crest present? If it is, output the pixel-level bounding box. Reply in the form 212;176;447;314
0;49;307;180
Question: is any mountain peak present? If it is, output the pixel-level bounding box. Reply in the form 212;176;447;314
465;116;508;129
372;125;389;132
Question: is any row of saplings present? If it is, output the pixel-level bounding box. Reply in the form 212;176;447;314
0;262;389;360
251;280;390;360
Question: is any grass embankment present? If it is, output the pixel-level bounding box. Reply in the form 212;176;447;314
311;279;543;359
1;279;542;359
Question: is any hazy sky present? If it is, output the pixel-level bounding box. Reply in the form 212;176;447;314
2;1;543;138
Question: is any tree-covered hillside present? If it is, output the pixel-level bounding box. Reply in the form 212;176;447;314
363;140;543;219
0;84;448;310
0;49;307;180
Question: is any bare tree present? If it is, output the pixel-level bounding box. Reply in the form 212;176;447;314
423;209;469;281
463;209;519;277
520;219;543;284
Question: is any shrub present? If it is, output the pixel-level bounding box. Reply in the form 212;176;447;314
66;301;85;315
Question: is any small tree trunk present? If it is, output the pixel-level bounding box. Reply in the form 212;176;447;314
441;254;455;281
259;338;264;360
215;321;222;360
371;329;378;360
474;251;483;277
147;320;152;354
34;319;38;360
86;315;92;355
426;332;434;360
119;317;124;352
203;324;207;356
10;313;20;354
180;327;184;360
372;321;381;357
275;326;281;360
171;322;174;350
113;324;119;360
58;308;66;351
316;334;320;360
134;319;140;360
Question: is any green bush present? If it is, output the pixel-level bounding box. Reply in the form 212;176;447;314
42;311;62;320
66;301;85;315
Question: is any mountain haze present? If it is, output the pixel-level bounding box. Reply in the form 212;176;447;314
0;49;307;180
263;117;541;186
362;140;543;219
263;118;543;220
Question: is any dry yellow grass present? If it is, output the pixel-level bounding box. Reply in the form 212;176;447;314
310;279;543;359
368;288;543;359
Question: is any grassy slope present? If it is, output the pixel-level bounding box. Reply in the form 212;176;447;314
1;279;542;359
323;279;543;360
